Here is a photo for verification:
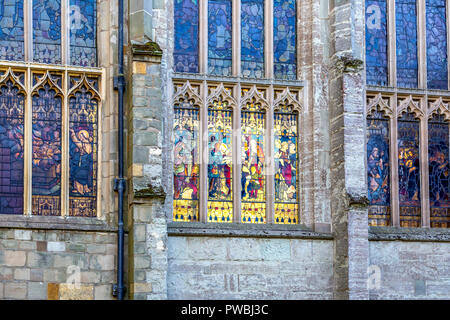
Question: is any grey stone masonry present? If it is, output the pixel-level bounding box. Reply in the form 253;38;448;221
0;228;117;300
328;0;369;299
127;37;168;300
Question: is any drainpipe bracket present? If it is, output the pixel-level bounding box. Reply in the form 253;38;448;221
114;75;126;91
114;178;127;193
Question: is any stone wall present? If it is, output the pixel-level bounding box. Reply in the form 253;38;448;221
369;240;450;299
0;228;117;300
167;237;334;299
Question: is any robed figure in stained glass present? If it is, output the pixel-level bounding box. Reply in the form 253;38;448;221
367;140;389;205
274;130;297;203
69;128;93;195
242;138;265;200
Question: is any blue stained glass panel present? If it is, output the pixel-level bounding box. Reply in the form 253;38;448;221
241;0;264;78
273;0;296;80
0;0;24;61
174;0;199;73
365;0;388;86
367;111;391;226
70;0;97;67
398;113;421;227
208;0;232;76
0;80;24;214
428;115;450;228
33;0;62;64
69;81;98;217
32;83;61;216
426;0;448;90
396;0;418;88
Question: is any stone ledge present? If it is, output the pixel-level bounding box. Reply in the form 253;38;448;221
0;215;116;233
167;222;334;240
369;226;450;242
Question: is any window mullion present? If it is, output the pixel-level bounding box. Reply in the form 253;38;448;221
266;86;274;223
391;95;400;227
199;0;208;74
61;70;69;217
264;0;273;79
62;0;70;65
417;0;427;89
200;81;208;222
419;97;431;227
388;0;397;87
23;68;32;216
25;0;32;62
233;84;242;222
232;0;240;77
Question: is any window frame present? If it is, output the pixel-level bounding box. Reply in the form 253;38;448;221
367;92;450;228
0;0;104;218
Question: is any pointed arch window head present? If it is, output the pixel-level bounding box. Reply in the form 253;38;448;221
0;0;97;66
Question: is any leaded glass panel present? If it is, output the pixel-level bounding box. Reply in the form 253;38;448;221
0;0;24;61
426;0;448;90
398;112;421;227
274;107;298;224
70;0;97;67
273;0;296;80
69;78;98;217
428;114;450;228
0;79;24;214
207;99;233;222
365;0;388;86
395;0;418;88
367;111;391;226
208;0;232;76
33;0;62;64
241;0;264;78
241;101;265;223
173;101;200;222
174;0;199;73
32;81;62;216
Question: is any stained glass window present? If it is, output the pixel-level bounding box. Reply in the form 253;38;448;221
367;110;391;226
70;0;97;67
241;0;264;78
398;112;421;227
208;0;232;76
273;0;296;80
69;77;98;217
0;0;24;61
33;0;62;64
428;114;450;228
241;99;265;223
174;0;199;73
274;106;298;224
0;78;24;214
207;98;233;222
395;0;418;88
32;80;62;216
365;0;388;86
426;0;448;90
173;100;200;222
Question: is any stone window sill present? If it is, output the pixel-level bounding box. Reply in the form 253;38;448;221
167;222;334;240
0;215;116;232
369;226;450;242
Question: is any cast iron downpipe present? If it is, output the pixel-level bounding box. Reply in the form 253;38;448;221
114;0;126;300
